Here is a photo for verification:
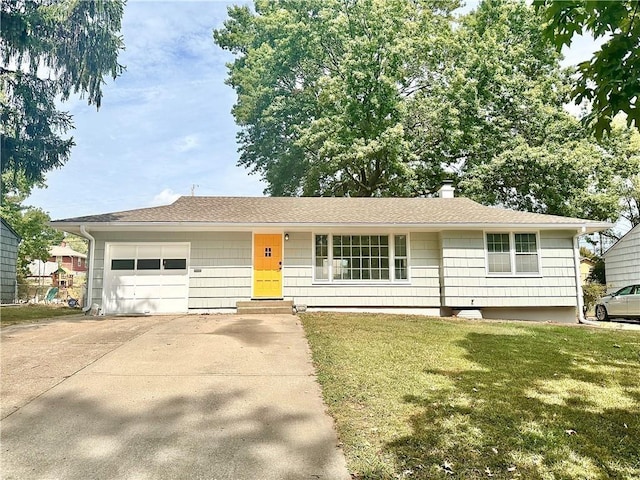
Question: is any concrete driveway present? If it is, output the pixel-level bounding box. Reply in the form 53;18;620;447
1;314;350;480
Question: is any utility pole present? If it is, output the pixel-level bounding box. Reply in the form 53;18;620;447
191;184;199;196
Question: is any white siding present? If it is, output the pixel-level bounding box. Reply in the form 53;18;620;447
440;230;577;308
604;224;640;291
282;231;440;307
92;231;252;310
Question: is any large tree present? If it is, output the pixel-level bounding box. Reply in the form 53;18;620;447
535;0;640;138
215;0;459;196
1;0;125;197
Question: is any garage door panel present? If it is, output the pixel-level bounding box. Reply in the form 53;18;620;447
112;285;136;297
162;245;189;258
111;245;137;258
137;245;163;258
110;274;137;285
134;285;163;298
158;285;189;298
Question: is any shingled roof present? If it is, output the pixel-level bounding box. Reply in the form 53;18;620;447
51;196;611;232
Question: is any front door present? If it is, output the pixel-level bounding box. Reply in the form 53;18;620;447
253;234;283;298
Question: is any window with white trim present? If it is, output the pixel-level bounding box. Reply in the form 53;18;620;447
313;234;409;282
486;232;540;275
334;235;389;280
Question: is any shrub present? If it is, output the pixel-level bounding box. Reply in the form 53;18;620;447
583;281;606;313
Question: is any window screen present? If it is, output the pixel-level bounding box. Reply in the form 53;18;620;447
487;233;511;273
315;235;329;280
514;233;539;273
394;235;408;280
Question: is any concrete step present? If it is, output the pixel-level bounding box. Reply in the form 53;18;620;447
236;300;294;315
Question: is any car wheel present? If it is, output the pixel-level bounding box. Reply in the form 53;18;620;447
595;305;609;322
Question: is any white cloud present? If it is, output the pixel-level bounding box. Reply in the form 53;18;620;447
150;188;181;206
173;134;200;153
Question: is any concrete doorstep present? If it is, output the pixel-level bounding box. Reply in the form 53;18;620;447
0;314;350;480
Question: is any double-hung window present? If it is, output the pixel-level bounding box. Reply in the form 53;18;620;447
313;234;409;282
486;232;540;275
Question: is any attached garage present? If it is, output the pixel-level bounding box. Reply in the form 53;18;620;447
103;243;190;314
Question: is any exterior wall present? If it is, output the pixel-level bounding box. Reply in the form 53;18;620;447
282;231;441;307
92;231;252;310
89;228;582;320
440;230;578;308
604;225;640;291
0;220;20;304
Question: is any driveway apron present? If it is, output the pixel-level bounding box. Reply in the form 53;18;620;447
1;314;350;480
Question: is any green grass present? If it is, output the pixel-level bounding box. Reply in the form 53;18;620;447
301;313;640;480
0;304;81;327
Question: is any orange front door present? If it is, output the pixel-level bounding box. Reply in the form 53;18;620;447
253;234;283;298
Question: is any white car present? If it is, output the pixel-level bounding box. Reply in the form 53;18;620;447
595;285;640;321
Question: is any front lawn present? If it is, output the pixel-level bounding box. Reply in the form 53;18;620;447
0;304;81;327
301;313;640;479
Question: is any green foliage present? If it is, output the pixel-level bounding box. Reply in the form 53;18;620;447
1;0;125;195
582;281;606;312
215;0;460;196
62;234;88;255
588;258;606;285
535;0;640;138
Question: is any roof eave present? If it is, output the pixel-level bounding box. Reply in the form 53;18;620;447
49;220;613;234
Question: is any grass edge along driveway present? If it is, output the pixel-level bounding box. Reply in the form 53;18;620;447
301;313;640;480
0;304;81;327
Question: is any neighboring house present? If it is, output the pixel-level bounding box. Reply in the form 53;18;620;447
27;242;87;287
0;218;21;304
48;242;87;275
50;187;610;322
579;256;596;283
602;223;640;291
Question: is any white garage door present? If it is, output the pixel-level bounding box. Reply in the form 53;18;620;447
103;243;190;314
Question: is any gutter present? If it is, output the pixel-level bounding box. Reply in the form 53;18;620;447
573;226;586;323
49;220;614;234
78;225;95;313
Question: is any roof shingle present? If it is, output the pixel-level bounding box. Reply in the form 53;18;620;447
51;196;608;228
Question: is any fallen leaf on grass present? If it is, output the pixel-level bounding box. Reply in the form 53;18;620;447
442;461;454;474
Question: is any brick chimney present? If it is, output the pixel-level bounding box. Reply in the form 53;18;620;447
437;180;455;199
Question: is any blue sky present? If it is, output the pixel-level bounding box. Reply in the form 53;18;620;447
26;0;601;221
